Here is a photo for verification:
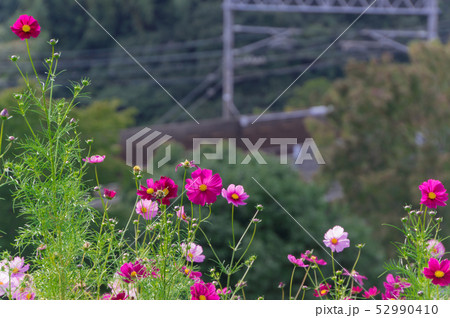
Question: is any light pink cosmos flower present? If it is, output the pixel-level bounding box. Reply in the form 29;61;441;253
221;184;249;207
136;199;159;220
13;287;35;300
427;239;445;258
10;15;41;41
176;206;189;223
175;159;198;171
181;243;205;263
419;179;448;209
7;257;30;279
287;254;308;268
323;225;350;253
83;155;105;164
185;168;222;206
108;274;137;299
0;272;20;297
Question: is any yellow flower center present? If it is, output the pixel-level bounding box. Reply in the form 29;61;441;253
199;295;207;300
311;256;316;261
331;238;338;244
146;188;154;195
231;194;239;200
12;268;19;274
163;188;169;196
22;25;31;32
428;192;437;200
435;270;445;278
26;293;32;300
188;252;194;259
199;184;207;192
433;248;438;253
182;214;187;220
0;282;3;285
130;271;137;277
184;268;190;275
320;290;327;295
141;207;147;213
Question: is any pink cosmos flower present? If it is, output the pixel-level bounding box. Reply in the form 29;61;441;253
313;283;331;298
221;184;249;207
154;176;178;205
103;292;128;300
423;258;450;287
103;188;117;200
419;179;448;209
323;225;350;253
10;15;41;40
363;286;380;299
181;242;205;263
383;274;411;293
181;266;202;282
185;168;222;206
0;272;20;297
136;199;159;220
381;290;403;300
217;287;232;296
83;155;105;164
343;269;367;286
351;286;362;294
7;257;30;278
117;261;148;283
175;159;198;171
108;274;137;299
427;239;445;258
13;287;35;300
301;251;327;266
176;206;189;223
190;282;220;300
137;178;157;200
287;254;308;268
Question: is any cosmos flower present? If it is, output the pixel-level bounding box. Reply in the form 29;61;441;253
136;199;159;220
181;243;205;263
423;258;450;287
185;168;222;206
323;225;350;253
190;282;220;300
221;184;249;207
427;239;445;258
287;254;309;268
419;179;448;209
117;261;148;284
82;155;105;164
10;15;41;40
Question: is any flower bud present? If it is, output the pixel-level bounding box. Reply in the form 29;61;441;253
133;165;141;173
416;210;423;216
401;217;408;223
256;204;263;211
0;109;9;119
278;282;285;288
403;205;412;212
83;242;91;250
81;79;90;87
86;139;93;145
8;136;16;142
417;291;424;296
48;38;59;46
429;210;437;216
14;94;22;100
53;52;61;59
10;55;20;62
252;218;262;224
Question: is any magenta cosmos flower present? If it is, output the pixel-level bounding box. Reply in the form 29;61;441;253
190;282;220;300
117;261;148;283
137;177;178;205
423;258;450;287
83;155;105;164
287;255;308;268
427;239;445;258
419;179;448;209
343;269;367;286
363;286;380;299
222;184;249;207
301;250;327;266
181;243;205;263
103;188;117;200
323;225;350;253
136;199;159;220
313;283;331;298
383;274;411;293
181;266;202;282
185;168;222;206
10;15;41;41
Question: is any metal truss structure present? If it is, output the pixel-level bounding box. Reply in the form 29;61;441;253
222;0;439;118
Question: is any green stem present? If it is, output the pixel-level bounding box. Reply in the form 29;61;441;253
26;39;40;82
